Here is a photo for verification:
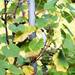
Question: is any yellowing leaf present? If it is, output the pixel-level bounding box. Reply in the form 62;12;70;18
53;52;67;72
14;26;36;42
25;51;39;58
7;57;14;64
22;66;34;75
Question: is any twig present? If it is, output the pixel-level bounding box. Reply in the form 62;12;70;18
13;0;25;18
4;0;9;45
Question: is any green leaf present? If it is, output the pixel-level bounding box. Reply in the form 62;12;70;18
36;18;47;28
57;71;67;75
42;15;58;28
68;3;75;17
61;29;66;38
17;56;25;65
29;38;44;51
9;43;20;51
20;41;31;52
68;66;75;75
0;60;9;69
57;3;65;9
9;24;18;33
17;25;25;32
0;34;6;43
7;2;21;15
48;68;59;75
8;2;17;13
63;34;75;64
0;20;4;27
44;0;57;12
20;3;27;10
36;14;58;28
62;24;73;36
0;9;4;15
50;23;58;28
48;67;67;75
50;15;58;22
0;68;5;75
61;11;73;23
63;34;75;51
9;24;25;33
0;54;5;60
2;44;20;57
15;17;26;24
57;50;69;69
9;64;23;75
37;66;43;75
35;0;46;10
0;0;3;2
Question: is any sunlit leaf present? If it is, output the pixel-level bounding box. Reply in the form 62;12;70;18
57;50;69;69
8;2;16;13
48;67;67;75
44;0;57;12
29;38;44;51
68;3;75;16
61;29;66;38
20;41;31;52
14;26;36;42
0;20;4;27
41;15;58;28
63;34;75;51
37;66;43;75
62;24;73;36
61;11;73;23
22;66;34;75
63;34;75;64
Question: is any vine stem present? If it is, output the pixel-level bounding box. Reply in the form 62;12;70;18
4;0;9;45
27;0;35;26
27;0;37;75
13;0;24;18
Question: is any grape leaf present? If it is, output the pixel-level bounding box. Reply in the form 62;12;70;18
14;26;36;42
44;0;57;12
68;3;75;17
36;18;47;28
29;38;44;51
57;50;69;69
2;44;20;57
61;11;73;23
0;68;5;75
9;64;23;75
63;34;75;51
0;60;9;69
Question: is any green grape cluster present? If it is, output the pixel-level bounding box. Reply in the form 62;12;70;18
45;26;54;44
41;48;57;66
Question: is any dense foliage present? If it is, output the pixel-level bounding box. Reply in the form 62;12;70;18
0;0;75;75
